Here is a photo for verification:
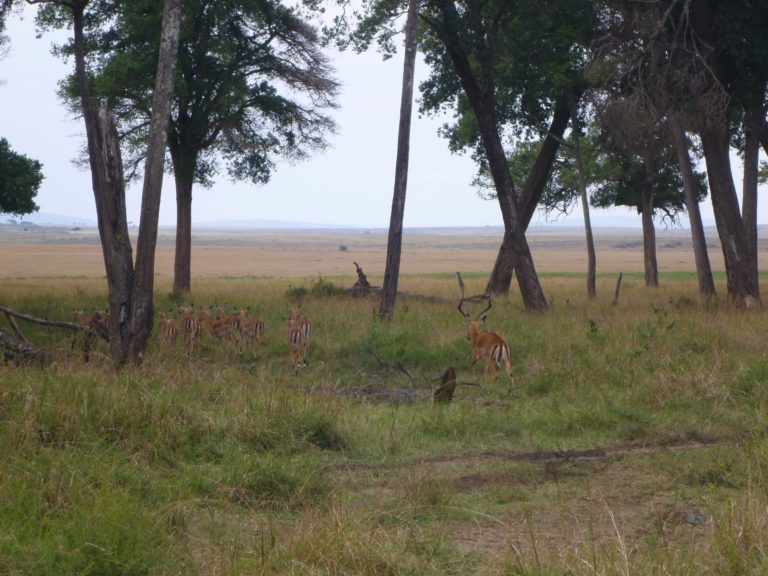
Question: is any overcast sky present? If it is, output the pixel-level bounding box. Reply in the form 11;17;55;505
0;6;764;229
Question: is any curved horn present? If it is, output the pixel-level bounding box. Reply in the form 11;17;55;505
476;294;492;320
457;272;470;318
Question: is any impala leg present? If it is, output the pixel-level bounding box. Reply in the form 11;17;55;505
487;358;497;385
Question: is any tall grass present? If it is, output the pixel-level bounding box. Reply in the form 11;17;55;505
1;275;768;573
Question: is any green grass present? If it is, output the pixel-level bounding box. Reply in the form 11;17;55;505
2;275;768;573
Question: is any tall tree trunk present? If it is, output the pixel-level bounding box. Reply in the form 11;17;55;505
700;126;761;307
438;0;549;311
70;0;182;366
670;120;716;299
486;93;573;296
742;95;763;295
379;0;418;320
640;174;659;288
692;0;759;308
433;0;546;310
568;93;596;298
127;0;182;361
169;143;195;294
72;5;135;365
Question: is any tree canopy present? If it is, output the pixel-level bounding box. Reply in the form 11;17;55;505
0;138;42;216
48;0;339;186
42;0;340;292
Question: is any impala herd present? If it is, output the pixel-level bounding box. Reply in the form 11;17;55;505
153;304;310;373
73;273;515;386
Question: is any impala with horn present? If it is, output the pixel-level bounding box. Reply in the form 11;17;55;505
457;272;515;388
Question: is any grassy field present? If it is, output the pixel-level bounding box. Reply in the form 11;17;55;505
1;226;768;574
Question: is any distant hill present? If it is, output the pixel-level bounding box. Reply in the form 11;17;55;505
0;212;96;227
193;218;352;229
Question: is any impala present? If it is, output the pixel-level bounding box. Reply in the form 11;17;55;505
158;312;178;346
287;306;312;371
241;311;265;347
199;307;242;351
288;318;306;373
457;274;515;388
215;306;246;351
179;306;201;356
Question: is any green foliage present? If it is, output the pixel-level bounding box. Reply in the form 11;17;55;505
418;0;594;159
3;279;768;573
285;276;346;301
0;138;43;216
46;0;338;188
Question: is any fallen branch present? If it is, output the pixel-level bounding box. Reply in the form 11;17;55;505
0;303;108;365
0;326;50;365
369;347;415;387
0;304;106;340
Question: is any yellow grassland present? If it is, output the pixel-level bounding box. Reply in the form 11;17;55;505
2;225;763;284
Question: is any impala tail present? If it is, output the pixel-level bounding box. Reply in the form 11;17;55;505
288;320;307;373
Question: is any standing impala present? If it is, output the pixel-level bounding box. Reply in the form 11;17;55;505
179;306;202;357
287;306;312;372
457;273;515;388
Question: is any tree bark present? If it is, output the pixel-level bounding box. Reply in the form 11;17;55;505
691;0;759;308
127;0;183;361
568;93;596;298
68;0;182;366
640;171;659;288
432;0;547;310
485;93;573;296
700;125;761;307
71;5;135;365
379;0;418;320
670;119;715;299
169;142;195;294
742;94;763;294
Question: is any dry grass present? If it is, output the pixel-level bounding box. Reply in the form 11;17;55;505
5;225;768;283
3;225;768;574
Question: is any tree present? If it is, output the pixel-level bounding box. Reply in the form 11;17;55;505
318;0;593;308
33;0;182;366
670;120;716;299
475;98;599;298
58;0;338;293
420;0;592;299
0;0;16;43
592;102;708;288
425;0;548;311
592;0;767;307
567;94;597;298
0;137;42;216
379;0;418;320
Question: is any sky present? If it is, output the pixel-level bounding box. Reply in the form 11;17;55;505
0;6;765;229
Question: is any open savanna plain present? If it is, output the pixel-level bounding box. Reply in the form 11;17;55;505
2;224;768;575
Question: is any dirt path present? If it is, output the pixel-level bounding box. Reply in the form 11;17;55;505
336;433;725;563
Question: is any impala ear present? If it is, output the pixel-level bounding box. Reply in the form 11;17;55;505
479;313;488;323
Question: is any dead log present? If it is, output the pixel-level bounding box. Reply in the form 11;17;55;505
0;304;106;339
0;303;108;365
0;326;50;365
351;261;373;296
